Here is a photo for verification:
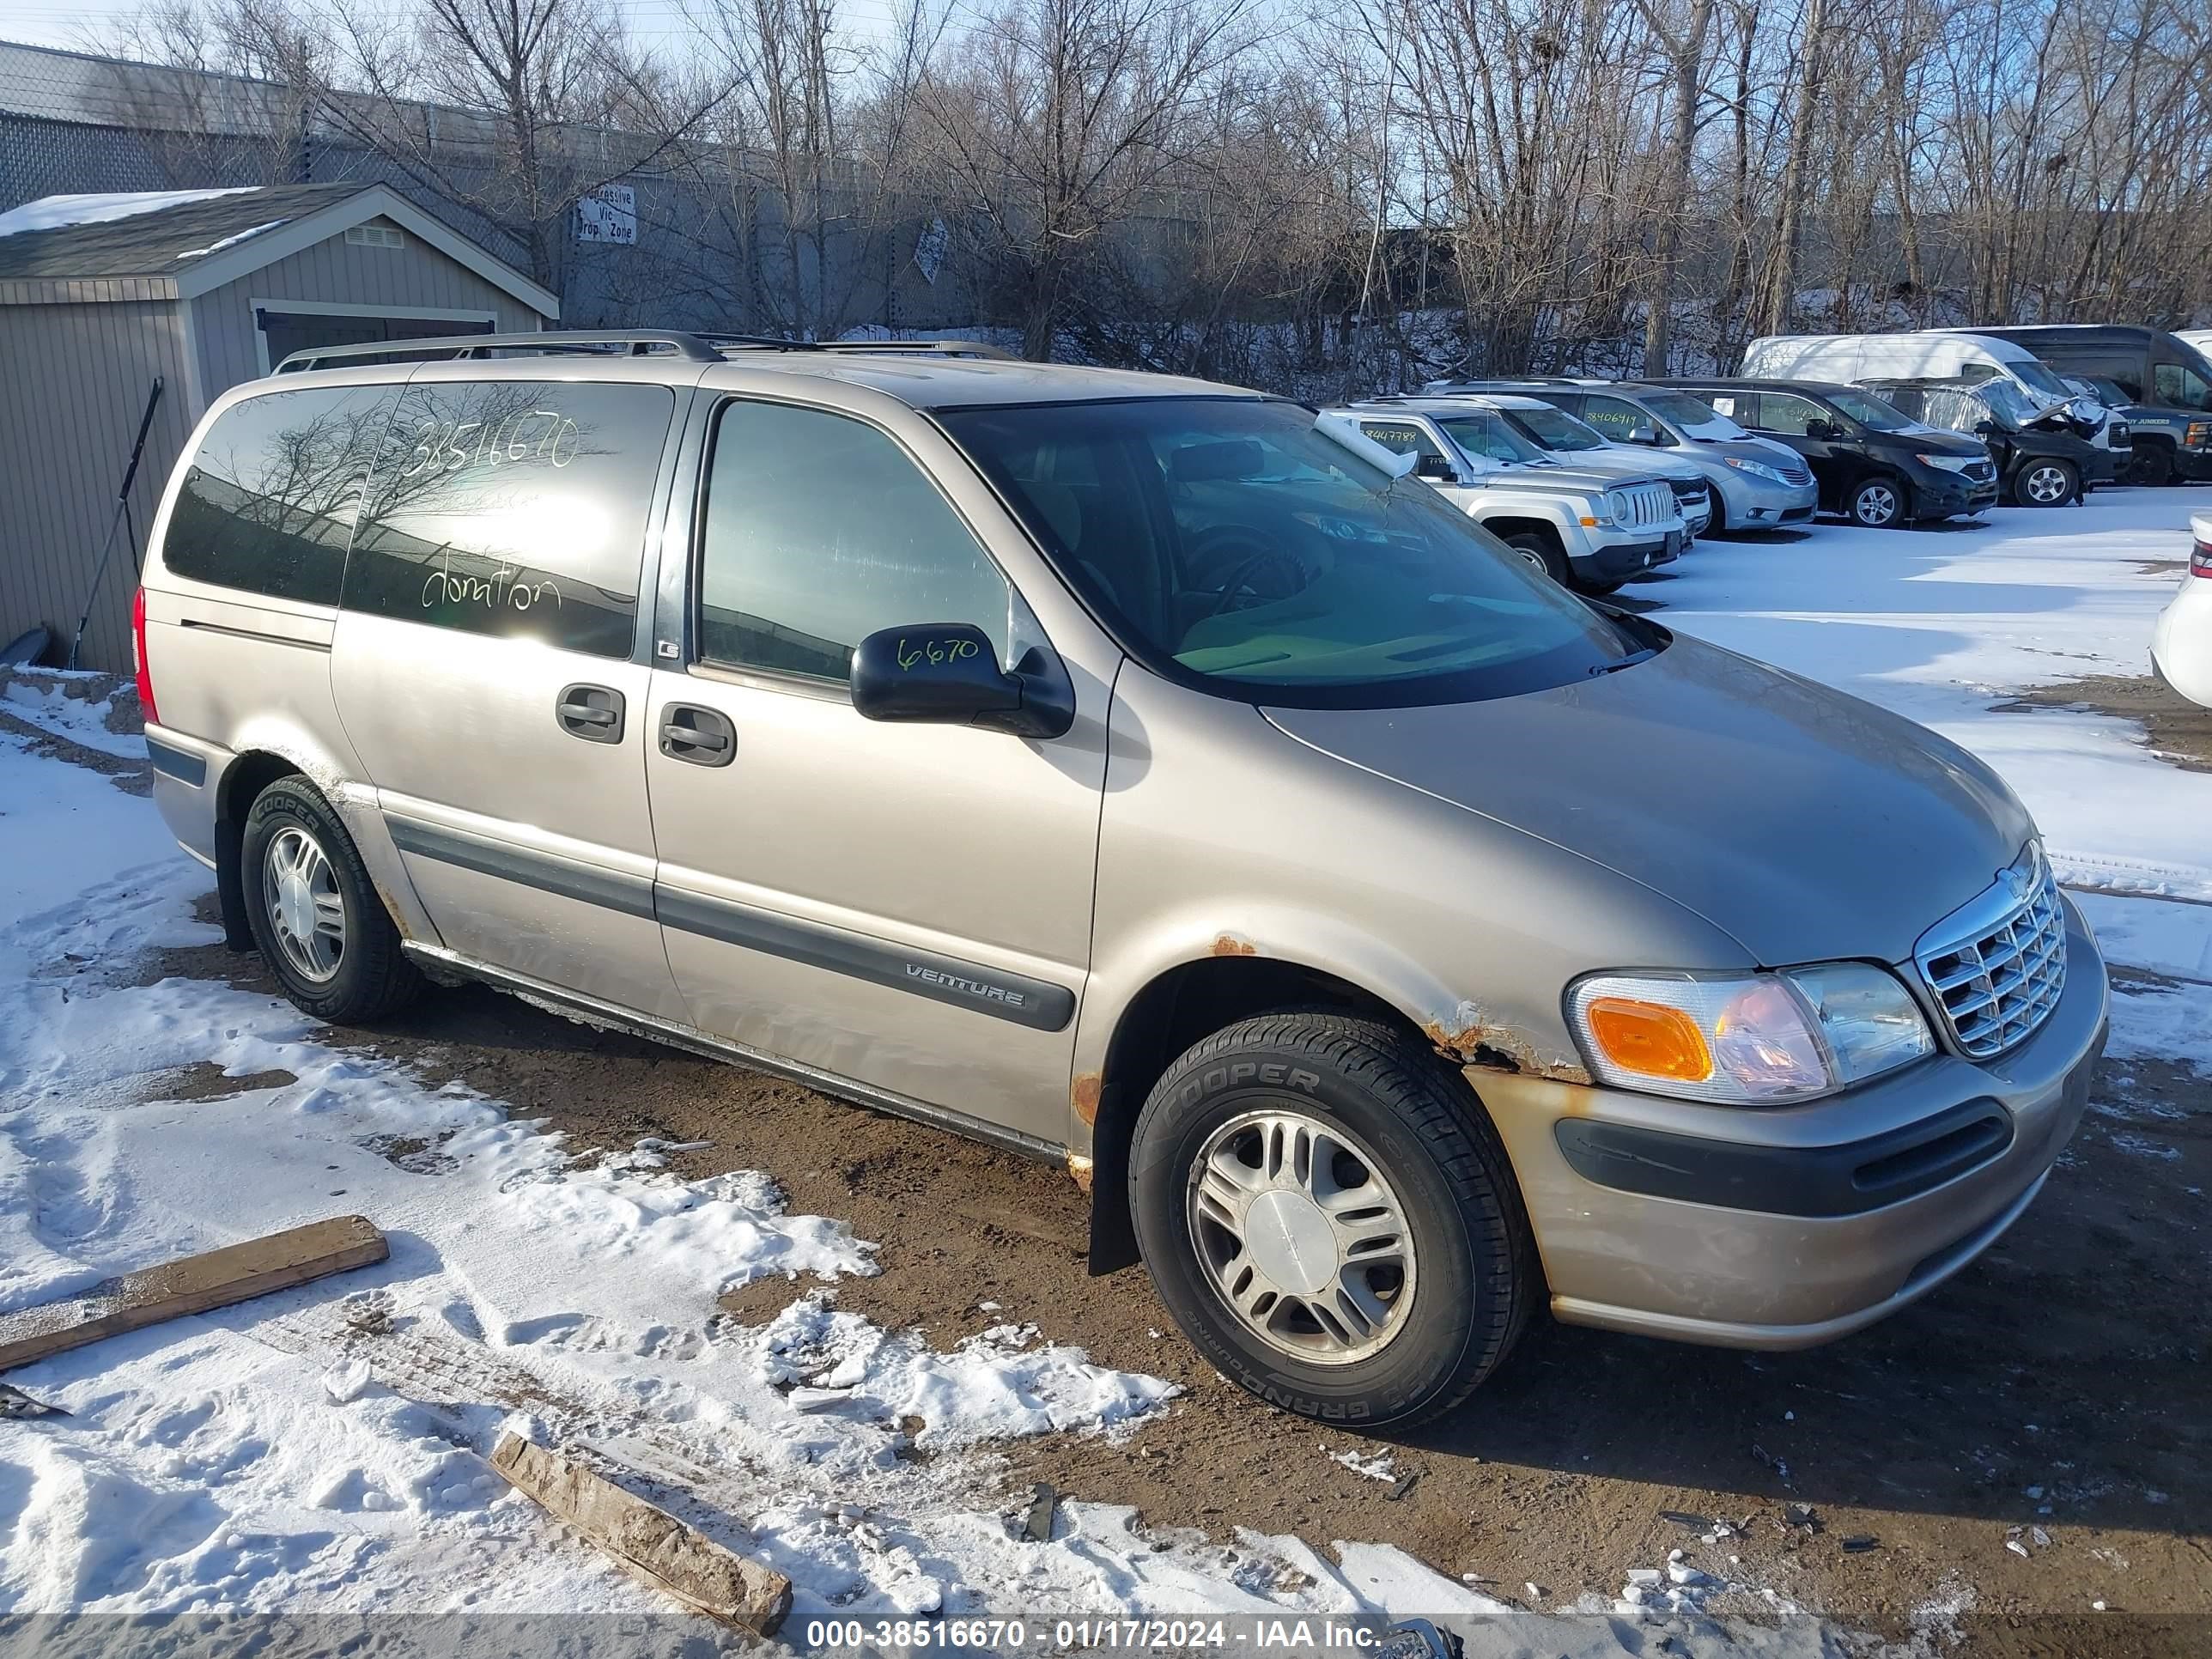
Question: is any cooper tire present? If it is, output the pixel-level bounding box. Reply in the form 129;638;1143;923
2013;459;2077;507
241;776;424;1023
1849;477;1907;528
1130;1012;1536;1428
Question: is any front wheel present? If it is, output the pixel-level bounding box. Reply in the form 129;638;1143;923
2130;446;2175;488
1502;530;1570;585
1849;477;1908;528
1130;1013;1536;1427
2013;459;2077;507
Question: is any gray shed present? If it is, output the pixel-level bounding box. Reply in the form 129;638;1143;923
0;181;558;671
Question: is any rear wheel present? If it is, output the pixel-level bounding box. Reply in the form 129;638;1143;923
1130;1012;1536;1427
1849;477;1908;528
242;778;423;1023
2130;445;2175;488
2014;459;2077;507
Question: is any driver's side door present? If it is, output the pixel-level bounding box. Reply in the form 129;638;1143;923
641;395;1104;1150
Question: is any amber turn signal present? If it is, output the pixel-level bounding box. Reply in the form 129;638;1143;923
1582;997;1715;1082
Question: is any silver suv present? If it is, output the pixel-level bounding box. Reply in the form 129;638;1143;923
1442;380;1820;532
1325;402;1686;591
137;331;2108;1426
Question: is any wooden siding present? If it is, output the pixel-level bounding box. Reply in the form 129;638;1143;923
191;218;547;388
0;299;198;672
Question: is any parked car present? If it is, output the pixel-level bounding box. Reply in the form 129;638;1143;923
1860;378;2102;507
1739;331;2128;482
1396;392;1716;534
1328;400;1688;589
137;330;2107;1427
2150;514;2212;708
1437;380;1820;532
1656;379;1998;527
1975;325;2212;486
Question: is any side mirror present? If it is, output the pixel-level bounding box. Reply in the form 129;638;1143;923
1627;422;1661;446
851;623;1074;740
1804;419;1836;441
1973;419;1999;436
1412;453;1458;483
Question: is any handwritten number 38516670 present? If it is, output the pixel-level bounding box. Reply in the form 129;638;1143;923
398;412;579;478
896;635;981;672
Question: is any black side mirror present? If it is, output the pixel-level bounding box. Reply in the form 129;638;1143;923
851;623;1075;739
1804;419;1836;441
1412;453;1458;483
1973;419;1999;436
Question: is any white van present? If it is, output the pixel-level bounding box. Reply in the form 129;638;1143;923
1740;331;2125;471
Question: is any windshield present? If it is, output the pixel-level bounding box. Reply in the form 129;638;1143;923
937;398;1645;707
1436;412;1550;465
1509;404;1608;452
1827;389;1916;432
1638;391;1752;438
1978;381;2037;426
2009;359;2073;400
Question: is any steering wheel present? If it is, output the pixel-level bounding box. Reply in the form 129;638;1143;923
1195;548;1309;620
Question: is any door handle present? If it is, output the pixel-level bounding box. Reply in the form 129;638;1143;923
556;684;626;744
659;704;735;767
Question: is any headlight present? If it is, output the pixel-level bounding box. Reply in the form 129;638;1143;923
1566;964;1934;1105
1916;453;1978;473
1605;489;1633;523
1722;454;1787;484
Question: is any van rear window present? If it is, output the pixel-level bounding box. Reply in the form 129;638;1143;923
342;380;675;659
162;386;397;602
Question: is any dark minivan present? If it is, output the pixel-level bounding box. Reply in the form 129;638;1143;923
1859;378;2100;507
1659;379;1997;528
1978;325;2212;485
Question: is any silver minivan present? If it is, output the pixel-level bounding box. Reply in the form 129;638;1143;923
137;331;2107;1426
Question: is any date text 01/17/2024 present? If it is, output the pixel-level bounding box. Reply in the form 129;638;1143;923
804;1618;1425;1650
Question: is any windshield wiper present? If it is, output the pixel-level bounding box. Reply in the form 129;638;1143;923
1590;647;1656;676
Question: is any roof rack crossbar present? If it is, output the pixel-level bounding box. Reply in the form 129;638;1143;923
274;329;1021;373
274;330;727;373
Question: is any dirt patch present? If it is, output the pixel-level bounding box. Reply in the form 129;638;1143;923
143;1060;301;1103
145;929;2212;1647
1993;672;2212;773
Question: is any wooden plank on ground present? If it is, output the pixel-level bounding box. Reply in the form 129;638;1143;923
490;1431;793;1636
0;1216;388;1374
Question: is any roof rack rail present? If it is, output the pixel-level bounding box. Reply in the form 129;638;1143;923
273;331;727;373
273;329;1019;374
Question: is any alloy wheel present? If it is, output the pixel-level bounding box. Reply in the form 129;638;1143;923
1186;1109;1417;1364
263;824;346;983
2023;464;2071;505
1853;482;1900;526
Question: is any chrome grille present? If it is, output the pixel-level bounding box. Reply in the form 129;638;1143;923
1966;459;1996;483
2109;421;2131;447
1913;852;2068;1059
1777;457;1813;486
1625;481;1674;527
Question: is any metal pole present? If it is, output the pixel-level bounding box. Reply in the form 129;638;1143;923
67;376;164;672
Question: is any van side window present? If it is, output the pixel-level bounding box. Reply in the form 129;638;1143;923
342;380;675;659
163;386;396;603
1357;421;1451;467
1577;396;1644;438
2154;362;2211;411
1757;394;1826;435
694;400;1012;684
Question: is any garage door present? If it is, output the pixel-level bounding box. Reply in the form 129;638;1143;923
255;308;494;371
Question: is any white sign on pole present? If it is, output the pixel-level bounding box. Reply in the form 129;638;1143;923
914;216;949;285
576;183;638;246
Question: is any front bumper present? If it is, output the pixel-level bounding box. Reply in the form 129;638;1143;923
1574;526;1686;581
1475;899;2108;1349
1713;471;1820;529
1911;469;2001;517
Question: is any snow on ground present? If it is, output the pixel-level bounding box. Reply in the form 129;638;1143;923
2;668;146;761
1657;485;2212;902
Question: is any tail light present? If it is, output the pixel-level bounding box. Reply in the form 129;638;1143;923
132;586;160;725
2192;537;2212;579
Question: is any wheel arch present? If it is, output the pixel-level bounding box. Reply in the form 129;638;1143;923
212;750;307;950
1078;945;1534;1276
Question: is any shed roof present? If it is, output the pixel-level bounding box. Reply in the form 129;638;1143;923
0;181;560;317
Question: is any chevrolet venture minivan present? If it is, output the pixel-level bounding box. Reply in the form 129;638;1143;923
137;331;2108;1426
